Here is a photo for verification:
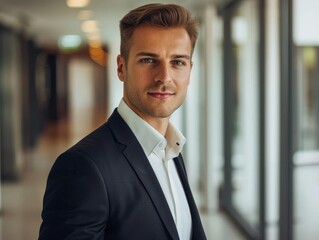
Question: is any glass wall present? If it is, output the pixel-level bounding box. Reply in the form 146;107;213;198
293;0;319;239
294;47;319;151
230;0;260;227
279;0;319;239
220;0;265;239
0;26;24;180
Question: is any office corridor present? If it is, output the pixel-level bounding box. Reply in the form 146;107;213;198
0;117;246;240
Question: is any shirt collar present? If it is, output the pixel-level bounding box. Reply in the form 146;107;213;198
164;122;186;160
117;99;186;160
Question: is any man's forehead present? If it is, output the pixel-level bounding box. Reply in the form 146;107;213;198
130;28;191;49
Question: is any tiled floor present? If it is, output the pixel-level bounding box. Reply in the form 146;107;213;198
0;119;246;240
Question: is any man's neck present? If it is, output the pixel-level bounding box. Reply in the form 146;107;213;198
146;118;169;136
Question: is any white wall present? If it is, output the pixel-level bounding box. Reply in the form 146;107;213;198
68;58;96;142
107;34;122;115
293;0;319;45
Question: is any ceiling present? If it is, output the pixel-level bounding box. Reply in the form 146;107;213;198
0;0;226;49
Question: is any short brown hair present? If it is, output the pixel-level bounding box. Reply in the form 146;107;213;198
119;3;198;61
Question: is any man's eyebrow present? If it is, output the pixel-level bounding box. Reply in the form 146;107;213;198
171;54;191;60
135;52;191;59
135;52;159;58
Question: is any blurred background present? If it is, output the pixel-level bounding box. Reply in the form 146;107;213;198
0;0;318;239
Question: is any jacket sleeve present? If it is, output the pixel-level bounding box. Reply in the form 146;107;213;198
39;150;109;240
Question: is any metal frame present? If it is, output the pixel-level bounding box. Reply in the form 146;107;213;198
258;0;266;238
316;49;319;148
218;0;266;239
279;0;294;239
0;24;3;212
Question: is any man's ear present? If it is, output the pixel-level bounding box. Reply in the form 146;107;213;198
117;55;126;82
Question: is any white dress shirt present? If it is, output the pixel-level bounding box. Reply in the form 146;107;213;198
117;99;192;240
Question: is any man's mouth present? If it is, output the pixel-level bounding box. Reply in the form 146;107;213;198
148;92;174;99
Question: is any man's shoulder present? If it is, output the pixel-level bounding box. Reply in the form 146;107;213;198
69;120;121;155
54;110;136;168
69;109;126;150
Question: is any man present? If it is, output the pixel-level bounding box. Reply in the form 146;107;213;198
39;3;206;240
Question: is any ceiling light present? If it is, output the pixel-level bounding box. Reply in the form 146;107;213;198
81;20;99;33
58;35;82;51
88;39;103;48
66;0;90;8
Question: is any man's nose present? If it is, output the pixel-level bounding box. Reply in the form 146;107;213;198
154;62;172;84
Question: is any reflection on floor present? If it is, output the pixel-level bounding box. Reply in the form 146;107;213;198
0;119;246;240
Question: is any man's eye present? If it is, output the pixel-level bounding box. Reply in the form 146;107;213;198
172;60;186;66
140;58;155;63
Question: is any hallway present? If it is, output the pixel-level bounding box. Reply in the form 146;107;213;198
0;118;245;240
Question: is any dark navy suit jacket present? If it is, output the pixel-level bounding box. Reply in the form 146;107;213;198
39;109;207;240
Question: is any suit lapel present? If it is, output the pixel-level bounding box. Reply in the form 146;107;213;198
108;110;180;240
173;156;207;240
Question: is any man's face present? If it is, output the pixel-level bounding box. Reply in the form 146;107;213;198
117;25;193;125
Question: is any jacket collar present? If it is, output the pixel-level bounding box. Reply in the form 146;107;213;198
107;109;180;240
